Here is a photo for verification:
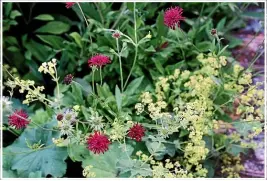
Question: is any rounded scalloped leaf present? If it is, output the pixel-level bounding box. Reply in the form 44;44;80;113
4;123;68;178
82;142;133;178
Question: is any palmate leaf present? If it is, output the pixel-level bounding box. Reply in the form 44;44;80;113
82;142;134;178
3;122;68;178
116;159;152;178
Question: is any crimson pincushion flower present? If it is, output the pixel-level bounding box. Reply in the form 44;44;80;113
128;123;145;142
88;54;111;68
63;74;74;85
66;2;75;9
87;131;110;154
8;109;30;129
164;6;185;29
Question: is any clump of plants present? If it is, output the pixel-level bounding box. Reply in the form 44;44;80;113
2;2;264;178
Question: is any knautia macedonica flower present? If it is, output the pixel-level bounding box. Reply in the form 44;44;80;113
164;6;185;29
8;109;30;129
88;54;111;68
63;74;74;85
66;2;75;9
56;114;64;121
128;123;145;142
210;29;217;36
112;31;121;39
87;131;110;154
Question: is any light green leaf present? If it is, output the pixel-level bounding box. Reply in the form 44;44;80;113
227;144;248;156
36;35;64;49
145;140;169;160
28;171;42;178
70;32;82;48
156;11;168;39
124;76;144;96
10;10;21;19
217;45;229;56
216;17;226;31
3;148;18;178
68;143;90;162
116;159;152;178
115;85;122;111
34;14;54;21
4;124;68;178
35;21;70;34
28;109;51;128
71;83;84;105
82;142;133;178
145;46;156;52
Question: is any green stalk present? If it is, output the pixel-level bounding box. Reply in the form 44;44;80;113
77;3;92;44
92;69;95;93
100;66;103;86
77;3;89;27
124;46;138;90
124;3;138;89
116;38;124;91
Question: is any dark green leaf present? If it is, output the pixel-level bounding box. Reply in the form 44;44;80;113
35;21;70;34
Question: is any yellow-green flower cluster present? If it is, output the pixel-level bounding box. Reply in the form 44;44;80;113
184;75;215;98
197;53;227;76
38;58;57;76
136;151;194;178
223;64;253;93
5;77;47;105
82;165;96;178
108;120;127;141
221;153;244;178
236;83;264;135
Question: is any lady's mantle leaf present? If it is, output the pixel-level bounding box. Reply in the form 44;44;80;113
82;142;133;178
4;124;68;178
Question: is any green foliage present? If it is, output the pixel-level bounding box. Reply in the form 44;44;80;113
2;2;264;179
82;142;134;178
3;124;68;178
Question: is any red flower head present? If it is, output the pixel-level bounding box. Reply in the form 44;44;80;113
57;114;64;121
66;2;75;9
88;54;111;68
8;109;30;129
128;123;145;142
164;6;185;29
112;32;121;39
87;131;110;154
63;74;74;85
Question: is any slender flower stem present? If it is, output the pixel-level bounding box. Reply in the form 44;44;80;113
116;38;124;91
215;34;221;53
100;67;103;86
133;2;137;43
123;3;138;89
92;69;95;93
7;128;19;136
77;3;92;44
124;46;138;90
94;2;104;24
77;3;89;27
